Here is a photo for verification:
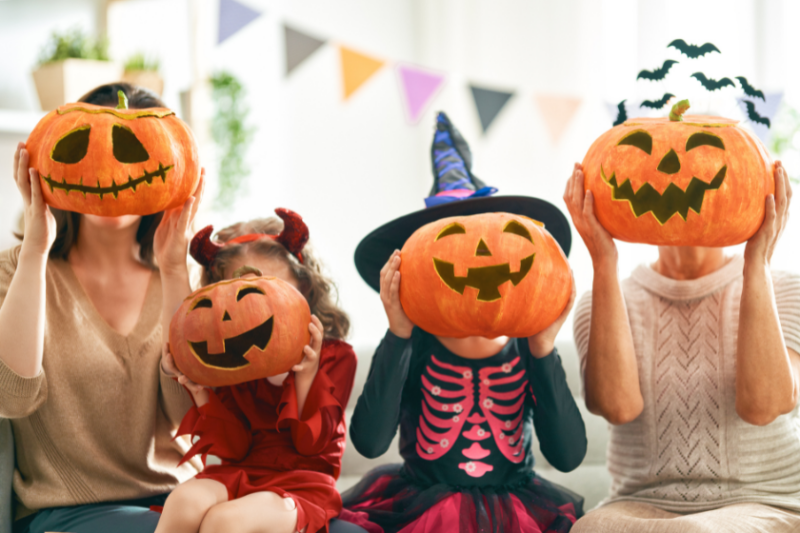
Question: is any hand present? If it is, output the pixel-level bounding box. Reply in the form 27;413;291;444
744;161;792;267
293;315;323;378
527;272;576;358
563;163;617;267
13;143;56;257
380;250;414;339
154;170;205;275
162;344;209;406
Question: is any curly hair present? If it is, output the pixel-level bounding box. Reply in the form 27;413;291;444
200;217;350;340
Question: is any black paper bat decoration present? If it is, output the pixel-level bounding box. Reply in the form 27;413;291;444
691;72;735;91
736;77;765;101
613;100;627;126
637;60;678;81
668;39;720;58
640;93;675;110
743;100;770;128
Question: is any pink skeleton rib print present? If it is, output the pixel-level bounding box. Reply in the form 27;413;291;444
416;355;530;478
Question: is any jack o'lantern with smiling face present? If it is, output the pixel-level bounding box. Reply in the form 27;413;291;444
582;105;774;246
169;272;311;387
399;212;572;339
25;92;200;217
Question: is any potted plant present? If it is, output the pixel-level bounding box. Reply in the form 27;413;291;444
122;53;164;96
31;28;122;111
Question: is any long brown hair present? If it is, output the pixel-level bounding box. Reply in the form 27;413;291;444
201;218;350;340
44;82;166;268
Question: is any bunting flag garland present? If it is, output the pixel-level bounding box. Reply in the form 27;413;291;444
737;92;782;143
339;46;385;100
470;85;514;133
534;95;581;144
284;25;326;75
396;64;446;124
218;0;262;45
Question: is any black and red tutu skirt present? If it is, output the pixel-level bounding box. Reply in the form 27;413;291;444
339;464;583;533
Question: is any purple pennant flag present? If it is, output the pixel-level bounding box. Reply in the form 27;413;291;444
737;92;782;143
218;0;262;45
397;64;446;124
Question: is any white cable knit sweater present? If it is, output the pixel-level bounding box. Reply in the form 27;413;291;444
573;256;800;513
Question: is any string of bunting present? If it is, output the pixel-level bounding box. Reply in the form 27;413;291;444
216;0;582;142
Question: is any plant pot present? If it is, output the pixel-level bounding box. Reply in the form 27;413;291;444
122;70;164;96
31;59;123;111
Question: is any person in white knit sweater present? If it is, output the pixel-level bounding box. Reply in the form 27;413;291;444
565;161;800;533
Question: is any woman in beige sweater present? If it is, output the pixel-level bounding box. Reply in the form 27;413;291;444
0;83;202;533
565;161;800;533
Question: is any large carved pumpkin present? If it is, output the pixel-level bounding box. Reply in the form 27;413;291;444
582;106;773;246
169;273;311;387
399;212;571;339
26;93;199;216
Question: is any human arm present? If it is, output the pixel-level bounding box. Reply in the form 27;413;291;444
564;163;643;424
292;315;324;417
736;161;800;425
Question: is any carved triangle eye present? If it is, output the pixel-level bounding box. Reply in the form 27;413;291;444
51;125;91;164
112;124;149;163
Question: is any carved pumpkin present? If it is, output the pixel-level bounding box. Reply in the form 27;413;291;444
399;212;571;339
169;272;311;387
582;104;773;246
26;92;199;216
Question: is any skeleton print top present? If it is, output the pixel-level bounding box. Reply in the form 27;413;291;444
349;329;586;488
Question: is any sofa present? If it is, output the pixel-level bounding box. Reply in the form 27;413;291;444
0;340;610;533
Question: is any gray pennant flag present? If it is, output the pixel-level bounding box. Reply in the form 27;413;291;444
469;85;514;133
284;24;326;76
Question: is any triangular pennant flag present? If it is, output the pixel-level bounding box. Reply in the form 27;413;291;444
339;46;385;100
737;92;782;143
534;94;582;144
284;25;326;75
396;64;446;124
218;0;262;45
469;85;514;133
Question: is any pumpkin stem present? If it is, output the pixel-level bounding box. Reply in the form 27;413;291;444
116;90;128;110
669;99;690;121
232;265;263;278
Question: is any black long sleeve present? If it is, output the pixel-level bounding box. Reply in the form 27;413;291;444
349;329;415;459
518;340;587;473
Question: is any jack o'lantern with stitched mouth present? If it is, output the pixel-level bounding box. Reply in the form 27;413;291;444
169;268;311;387
26;91;200;217
399;212;571;339
582;100;774;246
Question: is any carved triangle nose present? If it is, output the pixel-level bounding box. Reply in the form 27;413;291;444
222;310;232;321
476;239;492;256
658;149;681;174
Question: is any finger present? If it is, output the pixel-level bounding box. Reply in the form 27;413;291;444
308;320;322;345
303;345;318;361
17;150;32;205
29;169;44;209
189;176;205;221
292;363;305;372
12;144;21;181
177;196;196;235
391;271;402;304
774;163;787;217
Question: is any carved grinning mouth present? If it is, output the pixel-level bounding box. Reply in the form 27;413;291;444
189;316;274;369
602;165;726;224
42;163;173;200
433;255;535;302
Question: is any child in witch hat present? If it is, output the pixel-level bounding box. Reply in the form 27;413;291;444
339;113;586;533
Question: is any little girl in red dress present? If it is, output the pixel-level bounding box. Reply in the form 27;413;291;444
155;209;356;533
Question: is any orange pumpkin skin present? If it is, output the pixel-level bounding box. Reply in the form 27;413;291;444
582;115;774;246
399;213;572;339
26;102;200;216
169;276;311;387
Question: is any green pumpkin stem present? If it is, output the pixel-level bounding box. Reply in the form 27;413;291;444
669;99;690;122
116;90;128;110
232;265;263;278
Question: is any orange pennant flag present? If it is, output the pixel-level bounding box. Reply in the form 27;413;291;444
339;45;385;100
534;94;582;144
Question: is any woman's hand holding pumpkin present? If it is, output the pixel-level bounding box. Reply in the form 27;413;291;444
744;161;792;268
154;170;205;275
564;163;617;268
527;272;576;358
13;143;55;258
381;251;414;339
162;345;210;407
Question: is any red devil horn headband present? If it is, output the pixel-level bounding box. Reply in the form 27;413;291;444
189;208;310;268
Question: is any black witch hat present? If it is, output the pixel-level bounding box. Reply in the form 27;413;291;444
355;112;571;292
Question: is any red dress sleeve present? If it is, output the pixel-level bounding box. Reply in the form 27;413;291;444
277;340;357;456
176;387;253;465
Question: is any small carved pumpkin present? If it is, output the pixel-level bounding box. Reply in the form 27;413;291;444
399;212;571;339
26;93;199;216
169;272;311;387
582;104;773;246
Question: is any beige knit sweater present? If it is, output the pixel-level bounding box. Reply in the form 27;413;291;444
0;246;201;520
574;256;800;513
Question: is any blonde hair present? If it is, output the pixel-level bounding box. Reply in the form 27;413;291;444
201;217;350;340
